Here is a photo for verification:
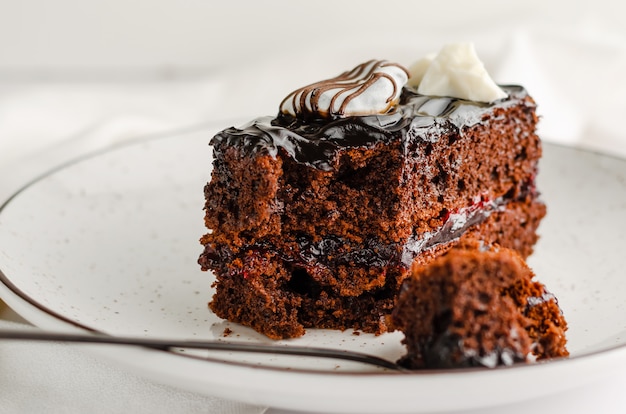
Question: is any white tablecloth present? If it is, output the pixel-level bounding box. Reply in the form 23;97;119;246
1;5;626;413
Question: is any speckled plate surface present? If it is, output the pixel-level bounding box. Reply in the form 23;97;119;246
0;126;625;413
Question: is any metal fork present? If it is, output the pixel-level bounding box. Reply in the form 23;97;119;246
0;329;407;371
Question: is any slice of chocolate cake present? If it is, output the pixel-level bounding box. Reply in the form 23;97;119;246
389;246;568;369
199;44;546;339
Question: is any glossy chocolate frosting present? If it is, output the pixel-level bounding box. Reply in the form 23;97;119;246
211;85;529;171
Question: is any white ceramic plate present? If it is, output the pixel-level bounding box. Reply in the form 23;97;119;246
0;125;625;414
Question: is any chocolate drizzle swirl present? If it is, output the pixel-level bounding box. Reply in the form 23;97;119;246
279;60;409;118
211;85;527;172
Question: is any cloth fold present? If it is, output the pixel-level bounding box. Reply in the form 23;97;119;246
0;319;266;414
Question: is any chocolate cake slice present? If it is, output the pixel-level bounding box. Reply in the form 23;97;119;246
389;246;568;369
199;49;546;339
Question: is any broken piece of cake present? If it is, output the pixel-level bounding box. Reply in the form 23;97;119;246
389;245;568;369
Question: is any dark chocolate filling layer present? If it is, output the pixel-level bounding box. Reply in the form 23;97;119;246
296;194;507;269
211;85;528;171
202;189;525;274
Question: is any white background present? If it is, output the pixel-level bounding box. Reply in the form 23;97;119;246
0;2;592;71
0;0;623;77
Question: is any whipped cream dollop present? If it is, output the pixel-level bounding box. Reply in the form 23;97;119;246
406;53;436;88
410;43;507;103
280;60;409;118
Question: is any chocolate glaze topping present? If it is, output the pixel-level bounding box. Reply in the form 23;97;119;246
211;85;528;171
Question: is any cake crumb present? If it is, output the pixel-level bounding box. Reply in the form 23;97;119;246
222;327;233;337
